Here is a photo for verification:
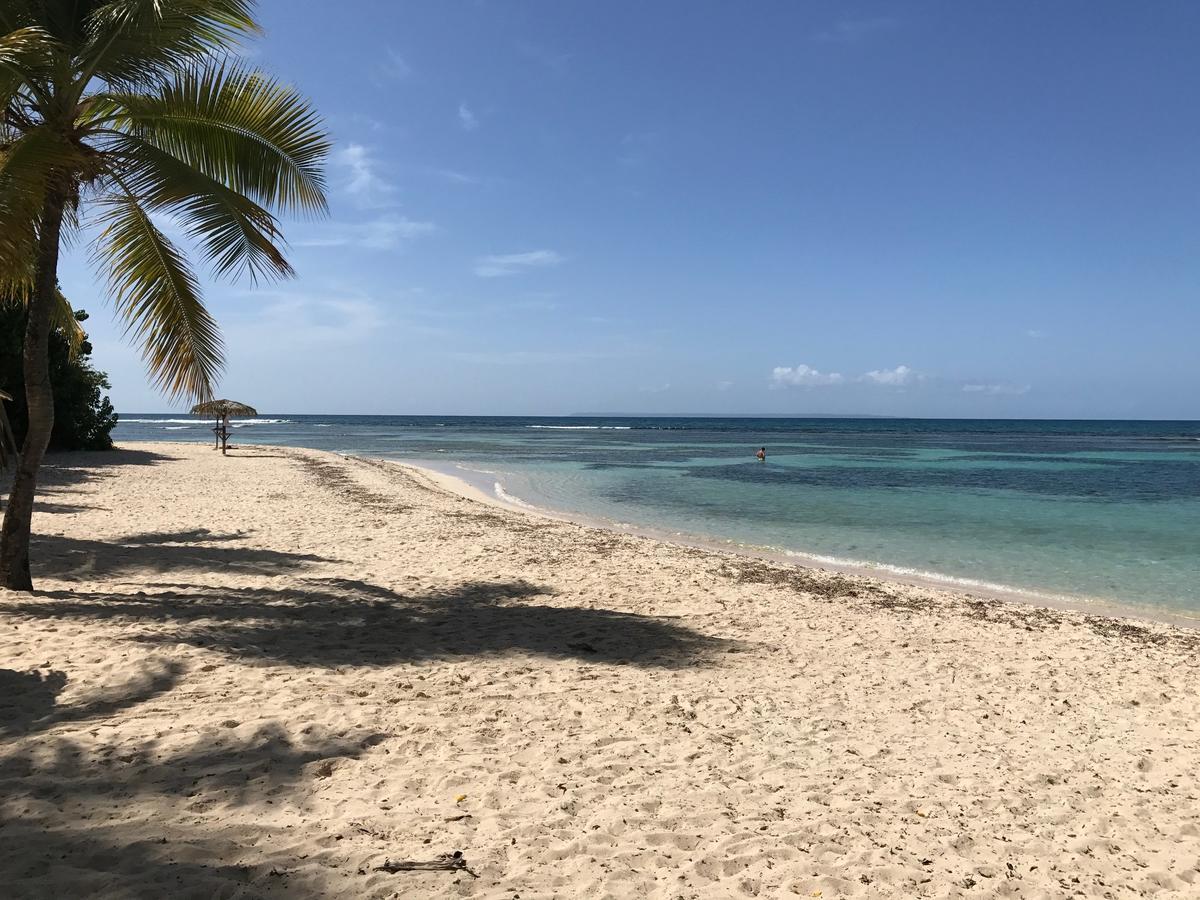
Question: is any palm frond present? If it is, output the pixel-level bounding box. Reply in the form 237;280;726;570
51;287;86;358
0;2;38;33
93;192;223;401
102;62;330;216
0;128;85;273
104;131;292;282
0;25;55;106
79;0;259;86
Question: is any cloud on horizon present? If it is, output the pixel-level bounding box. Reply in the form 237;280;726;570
771;364;845;387
861;364;915;386
474;249;564;277
772;363;918;388
962;383;1031;396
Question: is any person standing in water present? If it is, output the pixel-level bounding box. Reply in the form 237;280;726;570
756;447;766;462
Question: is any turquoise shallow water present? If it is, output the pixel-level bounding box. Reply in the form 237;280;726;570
115;415;1200;617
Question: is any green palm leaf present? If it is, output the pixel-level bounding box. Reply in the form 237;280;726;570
51;287;87;358
104;62;330;215
106;132;293;282
0;128;86;277
0;25;55;107
78;0;258;86
94;192;223;400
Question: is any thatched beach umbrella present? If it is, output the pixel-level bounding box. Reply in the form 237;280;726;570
190;399;257;454
0;389;14;471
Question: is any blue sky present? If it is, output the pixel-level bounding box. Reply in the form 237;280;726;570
60;1;1200;417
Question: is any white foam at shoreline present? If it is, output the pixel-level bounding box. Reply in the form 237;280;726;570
121;418;292;426
526;425;632;430
494;481;542;510
776;548;1092;607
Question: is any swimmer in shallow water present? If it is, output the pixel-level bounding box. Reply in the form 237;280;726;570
756;447;766;462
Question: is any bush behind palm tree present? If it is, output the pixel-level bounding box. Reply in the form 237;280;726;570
1;302;118;451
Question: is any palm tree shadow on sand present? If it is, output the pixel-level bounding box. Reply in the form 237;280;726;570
0;661;182;740
28;528;334;580
0;717;386;896
8;574;731;669
31;447;179;487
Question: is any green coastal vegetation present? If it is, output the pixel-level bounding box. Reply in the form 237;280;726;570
0;1;330;590
0;301;117;451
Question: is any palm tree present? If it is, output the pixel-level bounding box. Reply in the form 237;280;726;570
0;1;328;590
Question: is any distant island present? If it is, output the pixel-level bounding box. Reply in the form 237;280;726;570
568;412;899;418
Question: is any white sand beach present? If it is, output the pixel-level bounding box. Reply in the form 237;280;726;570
2;441;1199;898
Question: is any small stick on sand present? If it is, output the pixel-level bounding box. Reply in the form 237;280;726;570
374;850;478;878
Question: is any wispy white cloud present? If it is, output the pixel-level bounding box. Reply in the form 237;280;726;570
771;364;845;387
336;143;394;203
296;216;437;250
1026;329;1048;339
449;348;615;365
227;291;385;346
474;249;564;277
860;364;914;386
380;48;411;80
350;113;387;133
227;286;460;350
717;380;734;391
618;132;658;167
638;383;671;394
515;41;571;75
430;167;483;185
962;383;1031;396
813;17;897;43
504;295;560;312
458;102;478;131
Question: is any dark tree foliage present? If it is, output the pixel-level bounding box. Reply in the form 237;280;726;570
0;305;118;452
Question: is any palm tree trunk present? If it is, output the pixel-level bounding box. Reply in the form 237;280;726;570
0;192;66;591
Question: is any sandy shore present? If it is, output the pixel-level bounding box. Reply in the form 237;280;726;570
2;442;1199;898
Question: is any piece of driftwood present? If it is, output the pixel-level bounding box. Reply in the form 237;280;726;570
374;850;477;877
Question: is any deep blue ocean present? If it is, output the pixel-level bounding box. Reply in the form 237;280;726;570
114;415;1200;618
